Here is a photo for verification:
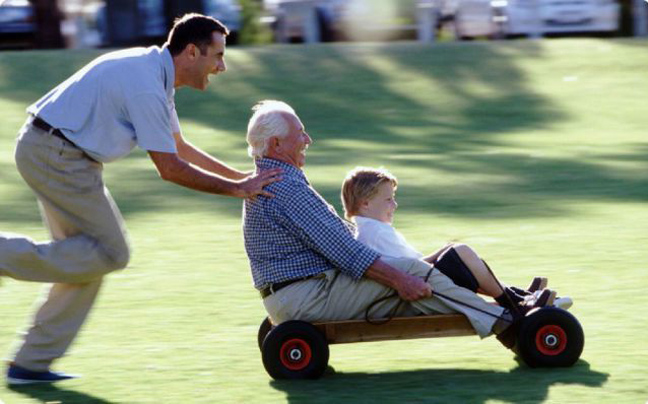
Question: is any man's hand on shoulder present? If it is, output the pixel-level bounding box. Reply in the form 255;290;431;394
236;168;283;200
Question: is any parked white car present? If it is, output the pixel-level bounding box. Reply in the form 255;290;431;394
452;0;619;39
499;0;620;35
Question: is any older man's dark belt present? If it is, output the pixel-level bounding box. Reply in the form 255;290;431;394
260;273;325;299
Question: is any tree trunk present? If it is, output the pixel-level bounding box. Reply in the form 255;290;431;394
29;0;64;49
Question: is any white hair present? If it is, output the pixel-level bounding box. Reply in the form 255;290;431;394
246;100;297;159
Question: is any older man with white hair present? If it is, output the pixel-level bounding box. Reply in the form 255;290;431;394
242;100;523;346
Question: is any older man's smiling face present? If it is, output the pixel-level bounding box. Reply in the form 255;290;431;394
276;113;312;168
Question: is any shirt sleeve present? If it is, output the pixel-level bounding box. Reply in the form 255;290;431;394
125;92;177;153
276;186;380;279
168;98;181;135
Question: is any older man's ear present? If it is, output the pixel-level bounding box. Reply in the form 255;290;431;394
267;136;281;154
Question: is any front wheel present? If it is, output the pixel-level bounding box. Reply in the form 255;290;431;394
262;320;329;379
516;307;584;367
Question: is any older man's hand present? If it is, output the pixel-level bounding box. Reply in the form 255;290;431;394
365;258;433;302
395;273;432;301
237;168;282;199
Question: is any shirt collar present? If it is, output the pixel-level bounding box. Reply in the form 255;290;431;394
161;46;175;97
255;157;309;184
354;215;390;228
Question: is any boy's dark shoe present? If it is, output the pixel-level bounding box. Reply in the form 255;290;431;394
527;277;548;293
523;289;557;309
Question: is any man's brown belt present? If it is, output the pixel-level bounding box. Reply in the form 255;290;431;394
260;273;325;299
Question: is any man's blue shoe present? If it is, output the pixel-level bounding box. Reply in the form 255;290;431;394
6;363;79;385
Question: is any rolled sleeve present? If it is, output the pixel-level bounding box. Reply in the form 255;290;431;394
276;187;379;279
168;98;181;135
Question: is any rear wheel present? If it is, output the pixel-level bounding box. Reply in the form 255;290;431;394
516;307;584;367
262;320;329;379
258;317;274;351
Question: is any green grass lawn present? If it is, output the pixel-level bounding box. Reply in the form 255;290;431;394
1;38;647;403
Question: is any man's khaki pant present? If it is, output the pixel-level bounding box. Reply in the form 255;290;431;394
263;257;504;338
0;121;130;371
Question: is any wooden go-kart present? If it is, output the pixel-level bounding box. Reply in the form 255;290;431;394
258;307;584;379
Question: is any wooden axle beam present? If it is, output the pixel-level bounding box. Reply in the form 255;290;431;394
313;314;477;344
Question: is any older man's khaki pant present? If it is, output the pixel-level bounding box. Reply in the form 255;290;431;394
263;257;504;338
0;122;130;371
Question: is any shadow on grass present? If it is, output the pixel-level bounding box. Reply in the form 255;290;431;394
8;383;119;404
270;360;608;404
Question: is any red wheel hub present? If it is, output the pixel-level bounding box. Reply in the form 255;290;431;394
535;325;567;356
280;338;312;370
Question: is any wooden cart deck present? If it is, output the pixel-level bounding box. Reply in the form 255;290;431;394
312;314;477;344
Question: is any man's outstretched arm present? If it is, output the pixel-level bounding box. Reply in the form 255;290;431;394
148;150;281;199
173;131;249;180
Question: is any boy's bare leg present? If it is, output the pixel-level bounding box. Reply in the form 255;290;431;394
452;244;503;297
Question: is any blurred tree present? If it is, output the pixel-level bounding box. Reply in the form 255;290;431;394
28;0;64;48
239;0;272;44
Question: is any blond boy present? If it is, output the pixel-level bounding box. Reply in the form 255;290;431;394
342;167;571;310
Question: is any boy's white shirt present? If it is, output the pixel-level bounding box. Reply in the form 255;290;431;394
354;216;424;260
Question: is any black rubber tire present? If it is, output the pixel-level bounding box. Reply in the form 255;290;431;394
258;317;274;351
262;320;329;380
516;307;584;367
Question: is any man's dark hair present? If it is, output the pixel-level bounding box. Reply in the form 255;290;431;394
166;13;229;57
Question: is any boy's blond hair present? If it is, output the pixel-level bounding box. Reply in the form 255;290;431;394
341;167;398;220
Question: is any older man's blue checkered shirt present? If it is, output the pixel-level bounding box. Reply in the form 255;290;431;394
243;158;380;290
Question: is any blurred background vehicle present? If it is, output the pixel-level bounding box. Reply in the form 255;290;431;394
0;0;35;48
263;0;443;42
449;0;620;39
495;0;620;37
97;0;241;47
262;0;344;42
263;0;627;42
0;0;643;50
452;0;497;39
